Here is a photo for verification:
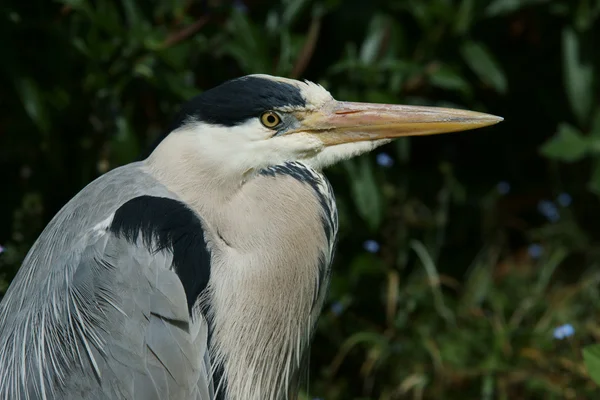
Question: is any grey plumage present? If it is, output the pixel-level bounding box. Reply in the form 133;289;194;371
0;164;211;399
0;160;335;400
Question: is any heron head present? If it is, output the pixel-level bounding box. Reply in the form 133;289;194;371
154;74;502;174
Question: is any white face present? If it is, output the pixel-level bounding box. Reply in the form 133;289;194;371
156;74;502;177
170;76;383;175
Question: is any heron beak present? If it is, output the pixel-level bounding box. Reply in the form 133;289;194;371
297;101;503;146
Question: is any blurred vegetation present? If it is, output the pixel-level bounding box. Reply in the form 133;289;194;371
1;0;600;398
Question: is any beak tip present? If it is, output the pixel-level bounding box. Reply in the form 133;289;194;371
479;114;504;126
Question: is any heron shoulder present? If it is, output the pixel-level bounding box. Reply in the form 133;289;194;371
109;195;212;313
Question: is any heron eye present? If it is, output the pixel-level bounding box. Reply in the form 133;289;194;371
260;111;282;129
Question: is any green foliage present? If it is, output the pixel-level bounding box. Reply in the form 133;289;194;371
541;123;590;162
460;41;507;94
2;0;600;398
583;344;600;386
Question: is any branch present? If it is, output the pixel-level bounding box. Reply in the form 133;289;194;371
161;16;209;48
290;15;321;79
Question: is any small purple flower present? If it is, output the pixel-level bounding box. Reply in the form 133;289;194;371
330;301;344;316
496;181;511;195
528;243;543;259
537;200;560;222
363;240;380;253
0;245;4;254
557;193;572;207
376;153;394;168
553;324;575;340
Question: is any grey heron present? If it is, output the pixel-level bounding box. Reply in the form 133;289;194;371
0;74;502;400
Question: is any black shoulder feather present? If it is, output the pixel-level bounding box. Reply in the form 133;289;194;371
110;195;211;313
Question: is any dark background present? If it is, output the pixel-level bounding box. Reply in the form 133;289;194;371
1;0;600;398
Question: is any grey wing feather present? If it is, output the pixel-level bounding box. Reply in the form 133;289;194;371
60;222;213;400
0;163;214;400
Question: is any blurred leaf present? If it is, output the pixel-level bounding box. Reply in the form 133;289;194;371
562;27;594;126
94;0;126;34
223;9;271;73
122;0;141;27
583;344;600;386
461;41;507;94
332;332;389;367
533;246;567;294
574;0;600;31
110;115;140;165
133;56;155;79
349;254;385;281
395;137;411;164
428;65;472;96
281;0;311;26
460;250;496;311
56;0;93;17
410;240;455;324
344;157;383;231
364;90;396;104
360;15;388;65
14;77;50;134
481;373;495;400
591;108;600;137
485;0;546;17
588;159;600;195
455;0;475;34
162;71;201;99
540;123;589;162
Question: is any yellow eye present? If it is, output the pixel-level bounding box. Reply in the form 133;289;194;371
260;111;281;129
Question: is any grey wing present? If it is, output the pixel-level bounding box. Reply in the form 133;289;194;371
57;220;214;399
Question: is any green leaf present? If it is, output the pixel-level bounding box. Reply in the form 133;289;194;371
110;115;140;165
344;157;383;231
485;0;521;16
428;65;472;96
533;247;567;295
562;28;594;126
133;56;155;79
459;252;495;311
574;0;599;31
588;160;600;195
14;77;50;134
454;0;475;35
591;109;600;138
56;0;94;18
410;240;455;324
223;9;270;73
395;138;411;164
121;0;141;28
540;123;589;162
583;344;600;386
461;41;507;94
349;254;385;281
360;15;388;66
281;0;311;27
485;0;546;17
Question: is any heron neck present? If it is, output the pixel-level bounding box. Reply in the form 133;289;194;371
145;133;248;209
145;144;331;399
